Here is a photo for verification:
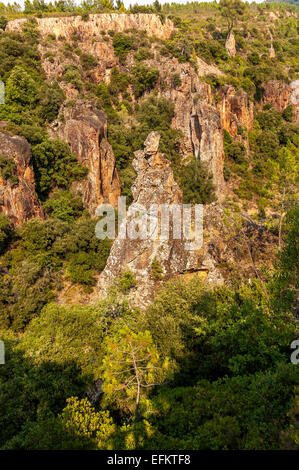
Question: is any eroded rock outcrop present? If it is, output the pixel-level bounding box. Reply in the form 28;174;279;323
262;80;299;121
7;13;174;40
218;85;254;136
0;131;43;224
97;132;222;307
49;101;120;214
225;32;236;57
149;56;225;197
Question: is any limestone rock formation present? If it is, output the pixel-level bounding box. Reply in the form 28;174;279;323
97;132;208;306
0;131;43;224
96;129;276;306
262;80;299;121
151;57;225;197
218;85;254;136
7;13;174;40
49;101;120;214
225;32;236;57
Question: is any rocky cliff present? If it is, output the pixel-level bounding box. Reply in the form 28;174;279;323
6;13;174;40
49;101;120;214
262;80;299;120
0;131;43;224
98;132;223;307
218;85;254;137
149;56;225;196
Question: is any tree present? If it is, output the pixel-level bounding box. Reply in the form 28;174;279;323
0;16;7;30
43;190;84;222
5;65;38;108
31;139;88;198
179;157;216;205
0;215;12;255
219;0;246;39
60;397;116;449
268;140;299;249
101;323;169;418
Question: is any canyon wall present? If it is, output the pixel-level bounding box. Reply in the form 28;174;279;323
262;79;299;121
6;13;174;40
97;132;222;306
217;85;254;137
0;131;43;224
147;56;225;197
49;101;120;214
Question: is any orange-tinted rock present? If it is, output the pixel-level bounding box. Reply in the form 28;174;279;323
225;32;236;57
218;85;254;136
7;13;174;40
97;132;206;306
0;131;43;224
49;101;120;214
152;56;225;198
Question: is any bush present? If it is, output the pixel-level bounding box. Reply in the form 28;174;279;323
282;105;294;122
0;215;12;255
171;73;182;88
118;271;137;293
0;16;8;31
39;84;65;123
0;155;18;186
43;190;84;222
132;64;159;98
113;33;135;63
179;157;216;205
151;257;163;280
32;139;88;198
80;53;98;70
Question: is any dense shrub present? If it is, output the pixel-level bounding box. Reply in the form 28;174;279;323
179;157;216;205
32;139;88;199
132;63;159;98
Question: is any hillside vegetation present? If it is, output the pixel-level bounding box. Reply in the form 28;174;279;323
0;1;298;450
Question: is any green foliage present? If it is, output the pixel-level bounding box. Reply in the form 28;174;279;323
132;63;159;98
43;190;84;222
101;323;169;416
62;65;82;90
60;397;115;449
39;84;65;122
117;270;137;293
0;333;87;449
19;302;111;379
0;216;112;329
0;16;7;30
4;65;38;109
219;0;246;35
282;105;294;122
0;155;18;186
0;215;12;255
112;32;135;63
178;157;216;205
151;257;163;281
171;72;182;88
147;363;298;450
80;52;98;70
31;139;88;198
